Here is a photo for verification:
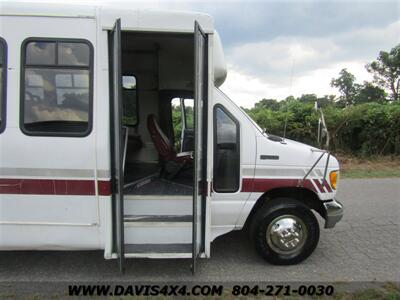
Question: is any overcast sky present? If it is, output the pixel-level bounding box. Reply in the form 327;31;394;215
160;0;399;107
8;0;399;107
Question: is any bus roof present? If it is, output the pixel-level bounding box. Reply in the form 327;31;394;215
0;2;214;33
0;1;226;86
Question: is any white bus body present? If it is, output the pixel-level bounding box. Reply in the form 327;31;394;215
0;2;343;272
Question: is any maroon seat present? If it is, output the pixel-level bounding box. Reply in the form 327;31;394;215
147;114;192;164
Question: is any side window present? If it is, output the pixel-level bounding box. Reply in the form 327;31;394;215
214;105;240;192
0;38;6;133
21;39;93;136
183;98;194;129
170;98;195;151
122;75;138;126
171;98;182;151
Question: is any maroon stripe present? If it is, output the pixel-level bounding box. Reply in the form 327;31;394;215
313;179;325;193
242;178;254;193
303;179;318;193
322;179;333;193
1;177;327;196
242;178;317;194
0;179;112;196
98;180;112;196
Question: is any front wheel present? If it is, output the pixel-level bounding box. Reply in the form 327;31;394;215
252;198;320;265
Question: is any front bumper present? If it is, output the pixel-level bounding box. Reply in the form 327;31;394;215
323;198;343;228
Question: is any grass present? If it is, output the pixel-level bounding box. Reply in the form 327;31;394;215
337;155;400;178
332;282;400;300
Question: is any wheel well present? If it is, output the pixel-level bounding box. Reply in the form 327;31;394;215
243;187;325;231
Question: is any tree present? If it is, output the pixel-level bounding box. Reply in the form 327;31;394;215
284;95;296;102
317;95;336;108
354;82;387;104
298;94;318;104
254;98;281;111
366;44;400;101
331;69;358;106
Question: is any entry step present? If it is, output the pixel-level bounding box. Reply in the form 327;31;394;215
124;195;192;216
124;217;192;243
124;243;192;259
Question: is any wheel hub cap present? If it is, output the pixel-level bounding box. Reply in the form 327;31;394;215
267;215;307;255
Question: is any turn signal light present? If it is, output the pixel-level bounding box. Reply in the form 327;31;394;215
330;171;339;190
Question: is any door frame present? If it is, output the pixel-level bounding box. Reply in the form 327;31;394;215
192;21;209;273
108;18;125;273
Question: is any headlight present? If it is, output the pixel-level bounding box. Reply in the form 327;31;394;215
330;171;339;190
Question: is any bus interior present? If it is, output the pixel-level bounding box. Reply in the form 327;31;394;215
119;32;195;196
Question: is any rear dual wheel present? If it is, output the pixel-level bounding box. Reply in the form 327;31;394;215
251;198;320;265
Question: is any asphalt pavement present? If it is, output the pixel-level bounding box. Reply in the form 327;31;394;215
0;178;399;284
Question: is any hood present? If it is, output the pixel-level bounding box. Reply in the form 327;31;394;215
256;134;339;170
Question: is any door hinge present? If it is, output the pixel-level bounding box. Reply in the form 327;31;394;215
207;180;213;196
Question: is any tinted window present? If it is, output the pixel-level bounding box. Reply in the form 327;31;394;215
122;75;138;126
58;43;90;66
214;106;240;192
22;39;93;136
26;42;56;65
0;38;6;132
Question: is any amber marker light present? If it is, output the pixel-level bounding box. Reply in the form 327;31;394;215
330;171;339;190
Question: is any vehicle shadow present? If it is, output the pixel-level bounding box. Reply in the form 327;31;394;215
0;230;260;282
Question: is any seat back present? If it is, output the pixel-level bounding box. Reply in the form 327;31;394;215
147;114;176;161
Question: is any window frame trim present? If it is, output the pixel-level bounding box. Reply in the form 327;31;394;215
20;37;94;138
213;103;241;193
122;74;139;127
0;37;7;134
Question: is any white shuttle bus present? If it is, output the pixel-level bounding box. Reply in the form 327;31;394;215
0;2;343;272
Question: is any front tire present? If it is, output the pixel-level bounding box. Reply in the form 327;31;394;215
252;198;320;265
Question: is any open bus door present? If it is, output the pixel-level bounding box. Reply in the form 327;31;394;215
109;19;125;273
192;21;208;274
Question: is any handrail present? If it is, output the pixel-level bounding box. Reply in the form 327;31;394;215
122;126;129;172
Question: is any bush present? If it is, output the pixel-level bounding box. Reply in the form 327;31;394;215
246;100;400;157
171;97;399;157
